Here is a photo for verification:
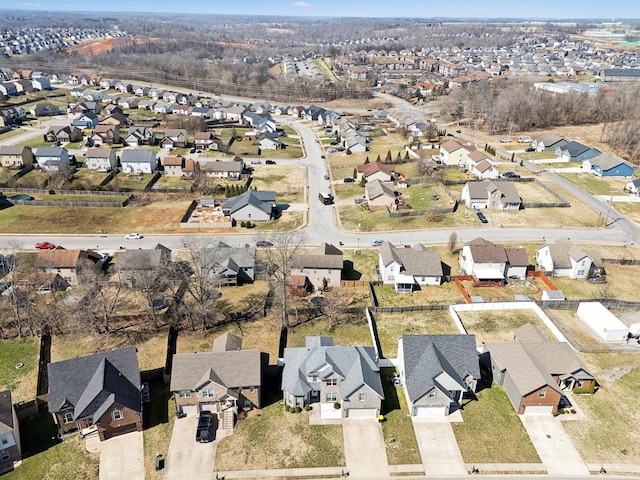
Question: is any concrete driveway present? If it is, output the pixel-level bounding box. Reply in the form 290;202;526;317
163;414;217;480
411;417;467;476
97;431;145;480
342;418;389;479
519;414;590;475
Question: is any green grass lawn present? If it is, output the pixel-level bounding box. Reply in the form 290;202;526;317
5;412;99;480
334;183;365;200
0;168;18;184
0;338;39;402
380;368;421;465
342;249;378;280
115;173;155;190
402;183;452;210
143;378;175;480
452;383;540;464
555;172;627;196
280;136;300;145
287;315;372;348
15;170;49;188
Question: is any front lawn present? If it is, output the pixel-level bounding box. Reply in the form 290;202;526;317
215;400;344;470
250;164;305;204
380;368;421;465
0;338;39;403
555;172;627;196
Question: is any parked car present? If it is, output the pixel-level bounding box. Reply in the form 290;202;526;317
343;177;355;183
502;171;520;179
371;239;384;247
124;233;143;240
455;129;462;133
196;410;213;443
265;160;276;165
320;155;325;159
476;210;488;223
256;240;273;248
525;147;536;152
323;174;330;180
500;137;512;143
35;241;56;250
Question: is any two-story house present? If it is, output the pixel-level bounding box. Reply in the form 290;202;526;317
536;239;603;279
0;390;21;475
120;149;158;174
84;148;118;172
434;140;475;167
291;243;343;290
461;179;521;210
459;238;528;284
0;145;34;168
35;248;102;286
34;146;71;172
281;336;384;419
379;242;444;292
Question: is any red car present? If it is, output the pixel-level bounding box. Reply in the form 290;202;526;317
35;242;56;249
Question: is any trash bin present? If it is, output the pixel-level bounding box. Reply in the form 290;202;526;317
155;453;163;471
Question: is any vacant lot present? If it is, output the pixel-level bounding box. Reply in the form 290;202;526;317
402;182;453;210
556;172;628;196
516;180;565;203
0;338;39;403
215;401;345;470
151;175;194;190
250;164;305;204
375;310;460;358
114;172;155;190
65;169;112;190
564;352;640;464
458;309;555;346
453;384;540;464
342;249;378;280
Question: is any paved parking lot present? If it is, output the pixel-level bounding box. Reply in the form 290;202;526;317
97;431;145;480
520;414;590;476
342;418;389;479
411;417;467;477
162;414;217;480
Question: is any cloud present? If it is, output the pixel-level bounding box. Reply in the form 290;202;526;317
292;1;312;7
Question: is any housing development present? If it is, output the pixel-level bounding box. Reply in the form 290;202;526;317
1;7;640;480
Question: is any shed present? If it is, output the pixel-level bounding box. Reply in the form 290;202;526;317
577;302;629;342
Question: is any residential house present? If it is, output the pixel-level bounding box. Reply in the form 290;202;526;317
117;244;172;287
90;125;120;147
32;76;51;91
221;190;275;223
170;333;262;421
626;178;640;194
291;243;343;290
29;102;61;117
194;132;221;151
44;125;83;143
191;106;215;118
0;145;34;168
206;242;256;285
35;146;71;172
48;347;143;441
162;155;186;177
101;112;131;129
160;129;188;149
532;133;567;152
461;179;521;210
226;105;246;122
356;162;395;183
84;148;118;172
535;239;603;279
557;141;600;162
258;135;284;150
35;248;101;286
172;104;190;116
485;324;595;415
459;238;528;284
69;101;99;115
120;149;158;174
365;179;397;209
288;275;313;296
281;336;384;419
379;242;444;292
466;151;499;179
397;335;480;416
198;157;244;179
124;127;156;147
434;140;475;166
0;390;21;474
582;154;635;177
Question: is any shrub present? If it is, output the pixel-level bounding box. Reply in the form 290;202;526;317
558;409;566;414
304;404;311;411
240;221;246;227
295;406;302;413
570;409;576;414
333;402;341;410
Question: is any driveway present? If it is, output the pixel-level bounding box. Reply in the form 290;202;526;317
411;417;467;476
342;418;389;479
97;431;145;480
163;414;217;480
519;414;590;476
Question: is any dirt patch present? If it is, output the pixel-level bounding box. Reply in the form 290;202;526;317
65;37;142;56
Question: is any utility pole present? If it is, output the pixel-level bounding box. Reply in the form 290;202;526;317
603;191;614;227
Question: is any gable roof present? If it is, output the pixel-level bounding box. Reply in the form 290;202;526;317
85;147;115;159
221;190;275;216
212;332;243;353
292;243;343;270
48;347;141;420
35;249;94;269
588;153;635;172
562;140;598;158
366;179;396;200
356;161;395;177
36;146;66;157
399;335;480;402
505;247;529;267
466;238;508;263
117;243;171;270
282;336;383;400
538;239;591;269
379;242;443;277
535;132;564;147
120;149;156;163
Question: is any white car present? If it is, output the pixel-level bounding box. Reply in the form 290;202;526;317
500;137;512;143
124;233;143;240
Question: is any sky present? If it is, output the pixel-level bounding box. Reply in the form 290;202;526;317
5;0;640;19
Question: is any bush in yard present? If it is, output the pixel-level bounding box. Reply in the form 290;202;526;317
241;221;246;227
333;402;341;410
295;406;302;413
570;409;576;414
304;404;311;411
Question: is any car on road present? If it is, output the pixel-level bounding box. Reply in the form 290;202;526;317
343;177;355;183
256;240;273;248
455;129;462;133
320;155;325;159
371;239;384;247
265;160;276;165
500;137;512;143
124;233;143;240
502;171;521;179
476;210;488;223
323;174;329;180
35;241;56;249
525;147;536;152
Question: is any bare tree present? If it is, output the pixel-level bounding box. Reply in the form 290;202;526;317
448;232;459;254
77;258;125;333
259;231;308;329
2;241;30;338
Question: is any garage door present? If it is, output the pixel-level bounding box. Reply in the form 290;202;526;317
102;423;138;440
415;406;447;417
524;405;554;415
347;408;377;418
180;404;198;415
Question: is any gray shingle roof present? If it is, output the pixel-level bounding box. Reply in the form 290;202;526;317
120;149;156;163
399;335;480;402
282;336;383;401
48;347;141;421
292;243;343;270
379;242;443;277
221;190;275;216
366;179;395;200
588;153;635;171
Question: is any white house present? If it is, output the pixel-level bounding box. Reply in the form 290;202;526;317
379;242;443;293
120;149;158;174
434;140;474;166
35;146;70;172
84;148;118;172
577;302;629;342
535;239;601;279
459;238;527;283
466;151;499;179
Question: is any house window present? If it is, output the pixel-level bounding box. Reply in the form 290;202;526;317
539;389;546;398
295;397;303;406
1;438;7;445
63;412;74;423
326;378;337;386
326;393;337;402
359;393;366;402
112;409;123;421
428;390;436;399
312;376;318;382
202;389;214;398
1;450;9;461
179;390;191;398
244;400;251;408
390;266;394;272
577;270;584;276
387;275;395;282
577;380;584;388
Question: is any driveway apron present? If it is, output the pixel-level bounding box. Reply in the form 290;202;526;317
411;417;467;477
99;431;145;480
520;414;590;476
163;414;217;480
342;418;389;479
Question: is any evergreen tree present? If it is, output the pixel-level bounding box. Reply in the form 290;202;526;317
364;156;370;164
353;167;357;178
376;154;381;162
385;149;392;162
224;185;230;197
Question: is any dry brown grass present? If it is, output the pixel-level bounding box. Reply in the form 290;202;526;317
250;164;306;204
545;309;603;348
458;309;555;347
